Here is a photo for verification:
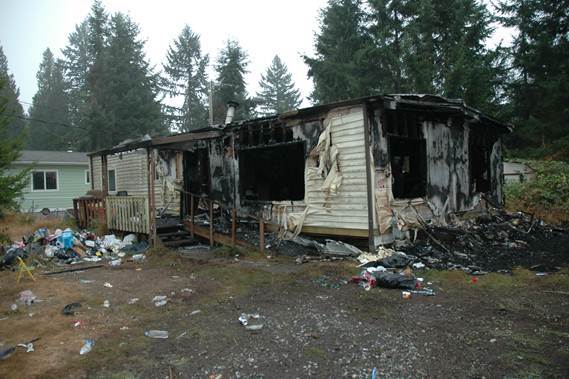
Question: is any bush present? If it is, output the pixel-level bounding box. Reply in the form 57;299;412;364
505;160;569;224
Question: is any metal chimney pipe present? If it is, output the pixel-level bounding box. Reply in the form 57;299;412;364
225;101;239;125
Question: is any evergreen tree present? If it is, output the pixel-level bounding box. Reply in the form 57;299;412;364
162;25;209;132
62;1;163;150
27;49;72;150
0;78;29;215
367;0;413;93
212;39;253;124
304;0;374;104
403;0;500;111
498;0;569;159
0;45;25;139
61;19;91;142
95;12;163;148
256;55;302;115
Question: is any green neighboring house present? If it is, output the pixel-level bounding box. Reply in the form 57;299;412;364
11;150;91;213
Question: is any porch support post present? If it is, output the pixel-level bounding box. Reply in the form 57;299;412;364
231;208;237;246
189;193;195;239
89;156;95;190
259;213;265;253
209;200;214;247
101;154;108;195
362;102;376;254
147;148;157;246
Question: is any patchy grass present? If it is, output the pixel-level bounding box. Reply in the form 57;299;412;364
425;268;569;292
304;346;328;360
0;211;76;241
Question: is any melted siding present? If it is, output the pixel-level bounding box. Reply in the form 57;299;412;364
303;106;369;230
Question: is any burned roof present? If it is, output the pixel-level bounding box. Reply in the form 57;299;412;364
15;150;89;165
88;94;511;156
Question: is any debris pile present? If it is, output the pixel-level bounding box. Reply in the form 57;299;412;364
0;227;149;269
396;210;569;273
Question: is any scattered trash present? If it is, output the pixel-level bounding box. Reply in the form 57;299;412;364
80;339;94;355
176;331;187;339
1;226;149;270
410;289;436;296
245;324;263;331
145;330;169;339
371;367;378;379
401;291;412;299
104;282;113;288
132;254;145;263
80;279;95;284
120;326;129;331
16;343;34;353
190;310;201;316
62;302;82;316
181;288;193;293
109;259;122;267
10;303;18;311
238;313;263;330
489;338;497;343
152;295;168;307
471;277;478;284
412;262;426;269
0;338;40;360
18;290;37;305
103;300;110;308
128;298;139;304
73;320;82;328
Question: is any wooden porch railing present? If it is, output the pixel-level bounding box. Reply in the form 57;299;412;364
183;192;266;252
73;197;106;229
106;196;150;234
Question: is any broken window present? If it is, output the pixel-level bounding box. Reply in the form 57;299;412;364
469;125;496;193
385;109;427;199
238;142;305;202
389;136;427;198
184;148;210;195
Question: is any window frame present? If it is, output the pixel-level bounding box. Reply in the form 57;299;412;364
85;169;91;185
107;168;117;192
31;170;59;192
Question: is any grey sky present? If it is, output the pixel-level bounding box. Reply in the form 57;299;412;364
1;0;512;112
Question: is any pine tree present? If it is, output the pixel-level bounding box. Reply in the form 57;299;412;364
61;0;109;151
498;0;569;159
0;45;25;139
96;12;163;148
27;49;72;150
61;20;91;141
304;0;375;104
256;55;302;115
62;1;163;150
162;25;209;132
212;39;254;124
367;0;413;93
0;78;29;215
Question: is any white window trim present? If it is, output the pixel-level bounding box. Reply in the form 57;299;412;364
85;169;91;185
31;170;59;192
108;168;117;192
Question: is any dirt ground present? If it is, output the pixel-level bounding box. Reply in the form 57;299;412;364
1;246;568;379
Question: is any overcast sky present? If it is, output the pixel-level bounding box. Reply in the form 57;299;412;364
1;0;512;113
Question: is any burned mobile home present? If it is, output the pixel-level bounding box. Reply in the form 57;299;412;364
82;94;509;251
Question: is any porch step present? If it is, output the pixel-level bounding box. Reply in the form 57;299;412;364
157;224;194;248
162;238;195;247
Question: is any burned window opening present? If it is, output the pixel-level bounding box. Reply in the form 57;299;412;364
238;124;294;148
469;125;496;194
238;142;305;202
389;136;427;199
184;148;210;196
